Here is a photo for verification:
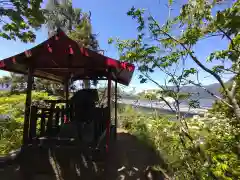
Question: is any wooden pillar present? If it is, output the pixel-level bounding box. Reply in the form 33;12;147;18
67;48;72;119
64;79;69;121
47;103;55;136
114;80;118;140
65;80;69;105
23;67;34;145
28;106;37;142
106;69;112;153
40;111;46;136
61;105;65;125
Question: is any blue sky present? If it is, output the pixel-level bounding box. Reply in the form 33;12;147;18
0;0;233;93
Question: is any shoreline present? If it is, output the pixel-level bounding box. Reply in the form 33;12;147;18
118;99;208;116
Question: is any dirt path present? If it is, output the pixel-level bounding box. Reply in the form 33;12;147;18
103;128;165;180
1;128;165;180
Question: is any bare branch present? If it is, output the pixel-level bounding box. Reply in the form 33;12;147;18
221;68;239;75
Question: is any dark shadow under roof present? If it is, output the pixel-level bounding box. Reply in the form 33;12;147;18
0;29;135;86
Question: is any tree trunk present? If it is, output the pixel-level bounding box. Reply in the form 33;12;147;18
83;80;90;89
230;97;240;120
226;80;240;120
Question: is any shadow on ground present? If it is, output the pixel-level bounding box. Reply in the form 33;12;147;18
103;131;167;180
0;130;167;180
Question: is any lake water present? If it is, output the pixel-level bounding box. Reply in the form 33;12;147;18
120;98;215;109
181;99;215;108
119;98;216;117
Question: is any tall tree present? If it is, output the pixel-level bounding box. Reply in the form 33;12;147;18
10;73;25;93
45;0;82;36
68;12;99;88
0;75;11;89
68;14;98;50
44;0;99;89
110;0;240;120
38;0;76;95
0;0;45;42
109;1;240;179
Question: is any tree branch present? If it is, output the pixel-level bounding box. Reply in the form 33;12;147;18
199;33;224;40
188;79;233;108
217;26;238;53
144;73;175;112
149;15;228;95
230;79;237;97
137;65;175;112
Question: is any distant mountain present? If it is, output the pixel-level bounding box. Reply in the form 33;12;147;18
179;79;234;99
132;83;223;100
178;83;221;99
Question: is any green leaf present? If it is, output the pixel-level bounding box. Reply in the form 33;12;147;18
183;68;197;78
127;6;136;16
108;38;114;44
207;53;215;62
0;0;45;42
213;170;223;177
140;78;147;84
189;99;200;108
0;33;11;40
216;11;225;25
212;65;224;74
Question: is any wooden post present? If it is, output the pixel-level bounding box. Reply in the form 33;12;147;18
23;67;34;145
106;69;112;153
114;80;118;140
65;80;69;104
47;103;55;136
64;79;69;121
55;106;60;127
61;105;65;125
66;48;72;120
40;110;46;136
94;109;98;145
29;106;38;142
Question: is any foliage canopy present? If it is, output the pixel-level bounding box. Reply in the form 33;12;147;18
109;0;240;120
0;0;45;42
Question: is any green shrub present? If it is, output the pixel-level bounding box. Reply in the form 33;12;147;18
0;92;58;155
118;107;240;179
210;76;240;120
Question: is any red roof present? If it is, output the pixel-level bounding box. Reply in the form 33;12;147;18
0;29;135;86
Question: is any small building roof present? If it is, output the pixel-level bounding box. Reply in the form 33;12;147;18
0;29;135;86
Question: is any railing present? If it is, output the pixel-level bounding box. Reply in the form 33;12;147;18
28;104;109;147
28;105;67;142
93;107;108;146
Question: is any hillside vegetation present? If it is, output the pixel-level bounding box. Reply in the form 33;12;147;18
120;105;240;179
0;92;58;154
0;90;239;179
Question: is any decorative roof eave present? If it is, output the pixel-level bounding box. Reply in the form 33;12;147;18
0;28;135;86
